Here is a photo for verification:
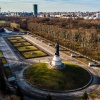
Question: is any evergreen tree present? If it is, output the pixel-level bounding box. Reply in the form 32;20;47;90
16;85;24;100
46;94;52;100
82;91;88;100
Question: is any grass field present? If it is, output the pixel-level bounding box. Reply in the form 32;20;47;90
22;51;47;59
0;51;3;56
13;42;32;47
0;21;6;24
8;36;22;40
4;67;13;78
1;57;7;64
7;36;48;59
24;62;91;91
9;39;26;43
17;46;38;52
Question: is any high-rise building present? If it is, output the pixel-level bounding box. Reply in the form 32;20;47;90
33;4;38;17
0;7;1;13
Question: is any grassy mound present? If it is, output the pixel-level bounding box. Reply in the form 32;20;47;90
24;62;91;91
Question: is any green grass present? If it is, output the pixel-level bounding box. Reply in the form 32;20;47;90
9;39;18;43
24;62;91;91
16;38;26;42
13;42;32;47
14;36;22;39
8;36;22;40
1;57;7;64
17;46;38;52
9;39;26;43
7;36;48;59
0;51;3;56
22;51;47;59
4;67;13;78
0;21;6;24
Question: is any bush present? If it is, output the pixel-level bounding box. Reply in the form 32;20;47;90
90;93;98;99
82;91;88;100
46;94;52;100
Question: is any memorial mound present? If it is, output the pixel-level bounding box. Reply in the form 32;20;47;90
24;62;91;91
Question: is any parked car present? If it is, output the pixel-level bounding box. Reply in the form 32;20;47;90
48;43;53;46
41;40;44;42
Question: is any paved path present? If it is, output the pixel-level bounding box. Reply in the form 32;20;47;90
0;35;100;100
19;35;100;99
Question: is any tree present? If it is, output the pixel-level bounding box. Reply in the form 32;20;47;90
46;94;52;100
16;85;24;100
82;91;88;100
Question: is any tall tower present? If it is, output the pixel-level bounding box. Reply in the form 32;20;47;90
0;7;1;13
33;4;38;17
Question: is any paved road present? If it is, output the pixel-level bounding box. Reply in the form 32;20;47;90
21;35;100;98
0;35;100;100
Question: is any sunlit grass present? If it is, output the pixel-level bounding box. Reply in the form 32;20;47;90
0;21;6;24
4;67;13;78
1;57;7;64
24;62;91;91
17;46;38;52
0;51;3;56
13;42;32;47
7;36;48;59
22;51;47;58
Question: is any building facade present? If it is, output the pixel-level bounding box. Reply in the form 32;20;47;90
33;4;38;17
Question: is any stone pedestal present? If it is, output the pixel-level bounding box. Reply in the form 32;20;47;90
52;55;62;66
48;55;65;70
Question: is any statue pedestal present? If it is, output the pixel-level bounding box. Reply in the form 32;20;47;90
48;55;65;70
52;55;62;66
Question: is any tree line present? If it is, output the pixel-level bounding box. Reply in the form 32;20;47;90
0;16;100;61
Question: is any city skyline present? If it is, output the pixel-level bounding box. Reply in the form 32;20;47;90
0;0;100;12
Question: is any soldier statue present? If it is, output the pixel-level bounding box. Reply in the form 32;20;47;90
55;42;59;56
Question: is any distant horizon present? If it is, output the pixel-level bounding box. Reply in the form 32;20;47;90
0;0;100;12
1;11;100;13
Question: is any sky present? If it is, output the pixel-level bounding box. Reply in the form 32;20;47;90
0;0;100;12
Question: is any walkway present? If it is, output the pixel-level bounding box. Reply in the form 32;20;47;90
0;35;100;100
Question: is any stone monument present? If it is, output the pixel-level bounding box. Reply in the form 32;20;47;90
49;43;65;70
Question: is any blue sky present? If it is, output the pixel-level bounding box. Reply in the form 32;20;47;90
0;0;100;12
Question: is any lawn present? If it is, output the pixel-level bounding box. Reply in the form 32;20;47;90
1;57;7;64
17;46;38;52
4;67;13;79
22;51;47;59
14;36;22;39
0;51;3;56
24;62;91;91
9;39;26;43
15;38;26;42
13;42;32;47
8;36;22;40
7;36;48;59
0;21;6;24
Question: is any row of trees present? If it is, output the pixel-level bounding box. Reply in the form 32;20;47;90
0;16;100;61
28;22;100;61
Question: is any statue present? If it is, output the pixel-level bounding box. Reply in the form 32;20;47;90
55;43;59;56
49;42;65;70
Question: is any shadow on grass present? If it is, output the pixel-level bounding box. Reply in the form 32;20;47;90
24;62;93;92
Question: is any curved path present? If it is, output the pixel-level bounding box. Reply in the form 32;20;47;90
0;35;100;100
